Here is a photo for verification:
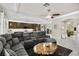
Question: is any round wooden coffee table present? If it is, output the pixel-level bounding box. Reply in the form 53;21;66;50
33;42;57;55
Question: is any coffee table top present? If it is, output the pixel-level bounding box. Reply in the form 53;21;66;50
33;42;57;55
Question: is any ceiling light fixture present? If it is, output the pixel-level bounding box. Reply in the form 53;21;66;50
43;3;60;19
43;3;50;7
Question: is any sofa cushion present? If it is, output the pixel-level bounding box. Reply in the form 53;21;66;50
20;41;24;45
11;43;28;56
2;34;12;41
23;33;30;37
7;40;12;47
13;32;23;38
12;38;19;46
24;39;36;49
23;33;31;40
37;31;46;37
0;36;6;46
4;43;10;49
18;37;24;41
0;41;3;54
32;32;37;37
11;43;24;52
32;31;46;37
15;48;28;56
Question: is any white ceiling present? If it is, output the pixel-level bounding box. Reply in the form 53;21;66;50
19;3;79;18
0;3;79;24
0;3;79;18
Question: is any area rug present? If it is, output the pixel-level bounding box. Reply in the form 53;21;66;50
26;45;72;56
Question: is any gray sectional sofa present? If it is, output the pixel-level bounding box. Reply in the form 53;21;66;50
0;31;56;56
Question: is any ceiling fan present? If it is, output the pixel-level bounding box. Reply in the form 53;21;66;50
42;3;60;19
